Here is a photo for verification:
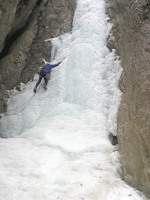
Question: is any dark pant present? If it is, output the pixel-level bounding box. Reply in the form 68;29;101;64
35;71;49;88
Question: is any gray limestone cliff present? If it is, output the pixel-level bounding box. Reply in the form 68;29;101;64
106;0;150;197
0;0;76;112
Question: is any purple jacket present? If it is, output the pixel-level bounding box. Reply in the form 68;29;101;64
41;62;61;73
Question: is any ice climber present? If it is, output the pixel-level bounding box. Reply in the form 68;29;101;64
33;61;61;93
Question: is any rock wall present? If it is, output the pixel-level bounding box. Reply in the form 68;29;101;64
0;0;76;113
106;0;150;197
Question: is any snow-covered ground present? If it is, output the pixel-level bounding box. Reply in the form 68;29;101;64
0;0;149;199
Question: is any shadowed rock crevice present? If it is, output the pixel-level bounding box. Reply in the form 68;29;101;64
141;2;150;20
109;133;118;146
0;0;43;61
0;27;28;61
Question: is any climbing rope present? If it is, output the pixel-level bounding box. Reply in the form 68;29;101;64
4;93;35;116
0;59;64;117
0;81;42;117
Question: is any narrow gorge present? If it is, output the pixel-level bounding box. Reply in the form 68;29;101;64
0;0;150;199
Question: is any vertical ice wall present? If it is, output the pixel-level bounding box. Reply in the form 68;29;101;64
0;0;122;138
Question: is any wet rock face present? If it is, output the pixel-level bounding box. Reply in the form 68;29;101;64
0;0;76;113
106;0;150;197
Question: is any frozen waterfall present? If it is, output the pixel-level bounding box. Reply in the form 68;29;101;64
0;0;148;199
